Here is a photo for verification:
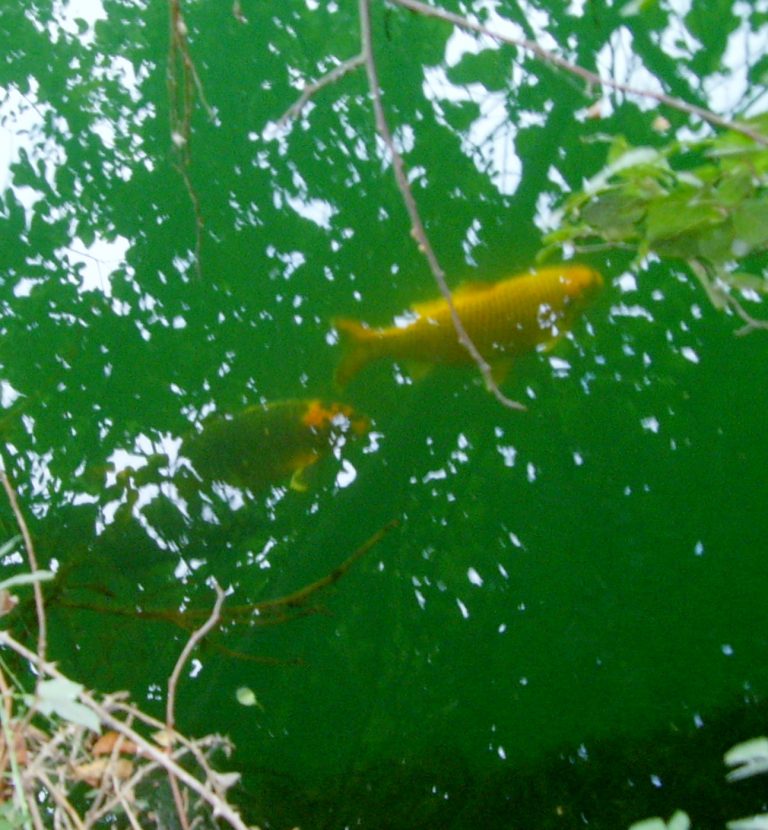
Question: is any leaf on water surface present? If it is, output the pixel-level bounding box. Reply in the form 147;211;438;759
583;144;668;196
0;591;18;617
150;728;175;748
236;686;263;709
580;190;647;239
209;770;241;792
727;271;768;294
548;121;768;317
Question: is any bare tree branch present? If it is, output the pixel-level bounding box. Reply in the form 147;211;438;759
277;53;366;129
388;0;768;146
165;580;226;830
359;0;526;411
166;580;225;734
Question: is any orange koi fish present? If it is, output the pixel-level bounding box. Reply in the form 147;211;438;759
334;264;603;386
184;399;369;492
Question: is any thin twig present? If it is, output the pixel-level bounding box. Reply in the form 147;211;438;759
730;294;768;335
255;517;399;611
25;790;46;830
115;784;144;830
169;772;192;830
389;0;768;146
19;723;70;781
35;769;86;830
58;520;398;629
359;0;526;411
165;579;224;732
165;580;225;830
0;469;47;675
88;746;205;825
277;53;366;128
689;259;768;334
88;758;163;824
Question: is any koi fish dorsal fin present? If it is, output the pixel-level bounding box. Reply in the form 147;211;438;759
410;282;494;317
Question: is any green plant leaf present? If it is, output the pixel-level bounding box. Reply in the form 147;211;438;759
32;677;100;731
583;145;667;196
580;191;646;239
732;198;768;249
726;271;768;294
645;194;722;247
0;571;54;592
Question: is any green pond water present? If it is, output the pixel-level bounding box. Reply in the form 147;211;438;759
1;1;768;827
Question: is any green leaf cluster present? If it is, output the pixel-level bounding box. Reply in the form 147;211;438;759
541;116;768;291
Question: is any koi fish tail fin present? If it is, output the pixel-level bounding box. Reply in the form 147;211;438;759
333;318;380;387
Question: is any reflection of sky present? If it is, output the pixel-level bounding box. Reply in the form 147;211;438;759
0;0;106;183
704;0;768;115
0;0;143;300
421;0;768;236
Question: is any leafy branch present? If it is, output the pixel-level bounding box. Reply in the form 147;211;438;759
269;0;768;412
540;122;768;332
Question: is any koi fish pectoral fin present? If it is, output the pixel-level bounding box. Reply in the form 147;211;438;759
287;451;321;492
289;467;310;492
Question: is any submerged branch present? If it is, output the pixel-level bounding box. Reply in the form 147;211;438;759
253;517;399;612
53;520;398;636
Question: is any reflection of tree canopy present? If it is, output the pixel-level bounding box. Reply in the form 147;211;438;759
1;0;766;617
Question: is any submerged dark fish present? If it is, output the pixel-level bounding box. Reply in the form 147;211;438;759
183;399;369;492
334;264;604;386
